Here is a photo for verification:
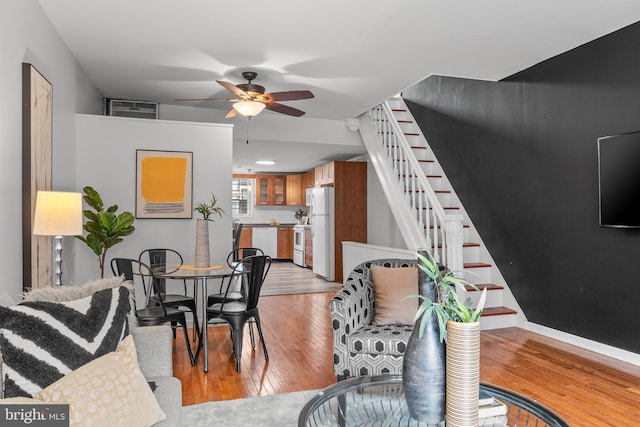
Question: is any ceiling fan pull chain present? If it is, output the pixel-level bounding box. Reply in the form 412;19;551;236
246;121;250;144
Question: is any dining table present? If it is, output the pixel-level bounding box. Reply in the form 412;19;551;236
156;262;249;373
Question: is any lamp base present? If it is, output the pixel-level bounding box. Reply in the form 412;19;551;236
54;235;63;286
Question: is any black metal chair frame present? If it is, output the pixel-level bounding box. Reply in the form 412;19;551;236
205;254;271;372
111;257;197;366
138;248;200;342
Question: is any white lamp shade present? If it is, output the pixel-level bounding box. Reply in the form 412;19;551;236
33;191;83;236
232;100;266;118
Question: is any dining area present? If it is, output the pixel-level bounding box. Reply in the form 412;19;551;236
110;246;272;373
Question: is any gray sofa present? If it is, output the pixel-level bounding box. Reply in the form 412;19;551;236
130;324;183;426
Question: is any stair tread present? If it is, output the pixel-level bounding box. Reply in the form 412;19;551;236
428;224;470;229
464;262;492;268
434;242;479;249
407;189;450;194
465;283;503;291
481;306;517;317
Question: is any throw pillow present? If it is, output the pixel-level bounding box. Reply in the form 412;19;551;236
36;335;166;427
22;276;131;303
0;286;130;398
371;265;419;325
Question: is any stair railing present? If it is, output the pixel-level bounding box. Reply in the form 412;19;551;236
360;101;464;271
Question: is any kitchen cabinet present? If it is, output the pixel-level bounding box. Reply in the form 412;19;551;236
256;175;286;206
303;170;315;190
304;227;313;267
315;161;334;186
285;174;304;206
277;227;294;259
239;226;252;247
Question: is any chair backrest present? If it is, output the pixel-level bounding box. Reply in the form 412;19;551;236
139;248;184;295
244;255;271;310
227;247;264;266
111;257;167;315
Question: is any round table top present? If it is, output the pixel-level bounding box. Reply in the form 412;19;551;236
298;375;568;427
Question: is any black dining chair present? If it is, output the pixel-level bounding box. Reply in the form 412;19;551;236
205;254;271;372
139;248;200;341
110;257;197;366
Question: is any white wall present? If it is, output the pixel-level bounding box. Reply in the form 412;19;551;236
366;156;406;249
75;115;233;283
0;1;101;299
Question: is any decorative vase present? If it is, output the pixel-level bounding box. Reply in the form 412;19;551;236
445;319;480;427
402;250;446;424
195;219;210;268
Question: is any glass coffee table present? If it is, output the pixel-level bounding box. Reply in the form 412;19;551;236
299;375;568;426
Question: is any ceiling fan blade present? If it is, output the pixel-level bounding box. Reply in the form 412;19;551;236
175;98;237;102
225;108;239;118
266;102;306;117
217;80;249;98
265;90;314;102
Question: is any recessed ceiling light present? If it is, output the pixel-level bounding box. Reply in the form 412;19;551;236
256;160;275;165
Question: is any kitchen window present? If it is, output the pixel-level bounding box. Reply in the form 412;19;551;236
231;178;253;217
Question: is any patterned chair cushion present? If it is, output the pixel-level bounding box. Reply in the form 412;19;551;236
346;324;413;356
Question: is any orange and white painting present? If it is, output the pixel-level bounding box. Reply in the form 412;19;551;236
136;150;192;218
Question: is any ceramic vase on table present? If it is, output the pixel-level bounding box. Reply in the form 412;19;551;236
445;319;480;427
195;219;210;268
402;250;446;424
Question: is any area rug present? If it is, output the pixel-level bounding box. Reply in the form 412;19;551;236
181;389;319;426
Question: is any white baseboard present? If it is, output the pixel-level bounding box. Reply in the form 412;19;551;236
525;321;640;367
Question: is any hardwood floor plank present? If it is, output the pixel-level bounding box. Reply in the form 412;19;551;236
172;262;640;425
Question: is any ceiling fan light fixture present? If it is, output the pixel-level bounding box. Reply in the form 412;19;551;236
233;100;266;118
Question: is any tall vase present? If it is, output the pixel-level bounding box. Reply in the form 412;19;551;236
195;219;210;268
402;250;445;424
445;319;480;427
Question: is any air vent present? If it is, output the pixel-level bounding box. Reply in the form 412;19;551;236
105;98;158;119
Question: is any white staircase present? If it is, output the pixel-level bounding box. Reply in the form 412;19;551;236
358;96;523;330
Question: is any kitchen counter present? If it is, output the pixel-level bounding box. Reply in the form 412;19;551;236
241;223;297;228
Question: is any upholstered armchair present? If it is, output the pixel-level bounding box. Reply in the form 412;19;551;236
330;258;417;380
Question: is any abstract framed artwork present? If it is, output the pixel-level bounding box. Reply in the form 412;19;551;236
136;150;193;218
22;63;53;291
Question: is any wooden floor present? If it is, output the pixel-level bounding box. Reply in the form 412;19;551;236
173;263;640;426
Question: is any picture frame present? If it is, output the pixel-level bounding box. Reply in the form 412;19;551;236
301;216;309;225
136;149;193;219
22;63;53;291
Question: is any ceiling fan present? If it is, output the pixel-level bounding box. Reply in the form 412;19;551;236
176;71;314;119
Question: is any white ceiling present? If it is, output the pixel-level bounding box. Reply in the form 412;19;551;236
38;0;640;171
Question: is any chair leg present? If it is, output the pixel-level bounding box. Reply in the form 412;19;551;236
180;319;196;366
188;300;201;342
248;319;256;349
253;314;268;362
228;321;244;373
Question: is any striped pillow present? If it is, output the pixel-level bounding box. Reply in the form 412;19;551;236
0;286;130;398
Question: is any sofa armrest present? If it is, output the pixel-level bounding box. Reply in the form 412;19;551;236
131;324;173;378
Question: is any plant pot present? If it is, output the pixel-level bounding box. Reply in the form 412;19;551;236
195;219;210;268
402;250;445;424
445;319;480;427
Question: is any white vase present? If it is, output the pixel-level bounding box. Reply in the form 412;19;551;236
195;219;210;268
445;319;480;427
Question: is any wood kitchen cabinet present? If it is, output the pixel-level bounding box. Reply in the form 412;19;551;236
285;174;304;206
303;170;315;190
239;226;252;248
256;175;286;206
315;161;335;186
277;227;294;259
304;227;313;267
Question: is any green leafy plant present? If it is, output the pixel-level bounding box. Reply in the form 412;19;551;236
75;186;135;278
410;251;487;342
194;193;225;221
295;208;306;221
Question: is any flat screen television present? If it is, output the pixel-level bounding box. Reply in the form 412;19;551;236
598;131;640;228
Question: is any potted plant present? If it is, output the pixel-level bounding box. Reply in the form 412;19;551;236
409;250;487;427
193;194;224;268
75;186;135;278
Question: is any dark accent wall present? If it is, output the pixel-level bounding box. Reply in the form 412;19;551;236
402;22;640;354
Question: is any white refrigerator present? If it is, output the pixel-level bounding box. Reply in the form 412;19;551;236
311;187;335;281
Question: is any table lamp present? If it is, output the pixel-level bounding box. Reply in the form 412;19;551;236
32;191;83;285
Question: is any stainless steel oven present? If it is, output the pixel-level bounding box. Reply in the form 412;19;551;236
293;225;305;267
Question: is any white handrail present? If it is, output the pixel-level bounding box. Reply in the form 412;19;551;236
363;100;464;268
